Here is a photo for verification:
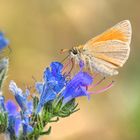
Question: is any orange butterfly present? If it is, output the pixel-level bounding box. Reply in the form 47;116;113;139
61;20;132;76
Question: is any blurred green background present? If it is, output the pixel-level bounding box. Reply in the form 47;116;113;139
0;0;139;139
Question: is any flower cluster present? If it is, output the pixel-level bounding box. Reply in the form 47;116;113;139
0;32;114;140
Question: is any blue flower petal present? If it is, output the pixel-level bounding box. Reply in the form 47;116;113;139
44;67;53;81
36;84;57;113
62;71;93;104
35;82;43;94
6;100;18;115
14;118;22;137
22;115;33;135
0;32;9;50
9;81;30;112
27;101;33;114
51;62;63;76
6;100;22;137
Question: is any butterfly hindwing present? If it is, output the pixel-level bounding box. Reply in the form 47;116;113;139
87;40;130;70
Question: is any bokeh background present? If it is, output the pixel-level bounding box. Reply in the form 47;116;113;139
0;0;139;139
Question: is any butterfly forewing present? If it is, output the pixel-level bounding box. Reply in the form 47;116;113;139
84;20;131;48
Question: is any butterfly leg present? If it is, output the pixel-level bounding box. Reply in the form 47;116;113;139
62;58;75;76
68;58;75;74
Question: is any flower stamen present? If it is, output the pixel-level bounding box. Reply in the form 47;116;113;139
89;81;114;94
92;77;106;88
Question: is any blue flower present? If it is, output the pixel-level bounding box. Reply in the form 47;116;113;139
9;81;34;135
0;32;9;50
6;100;18;115
36;62;66;113
6;100;21;137
44;62;66;93
36;61;93;112
22;101;33;134
22;115;33;135
62;71;93;104
9;81;32;114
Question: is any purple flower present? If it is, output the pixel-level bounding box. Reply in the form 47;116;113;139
61;60;114;103
62;71;93;104
6;100;21;137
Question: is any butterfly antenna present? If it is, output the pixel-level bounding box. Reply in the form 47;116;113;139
68;58;74;74
62;57;71;72
60;49;69;54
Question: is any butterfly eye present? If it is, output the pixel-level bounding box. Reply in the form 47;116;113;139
72;49;78;55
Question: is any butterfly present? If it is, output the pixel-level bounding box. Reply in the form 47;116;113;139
61;20;132;76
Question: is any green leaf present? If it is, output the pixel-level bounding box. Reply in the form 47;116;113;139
0;112;8;133
40;126;51;136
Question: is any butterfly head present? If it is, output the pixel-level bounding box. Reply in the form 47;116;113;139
60;47;78;55
69;47;78;56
